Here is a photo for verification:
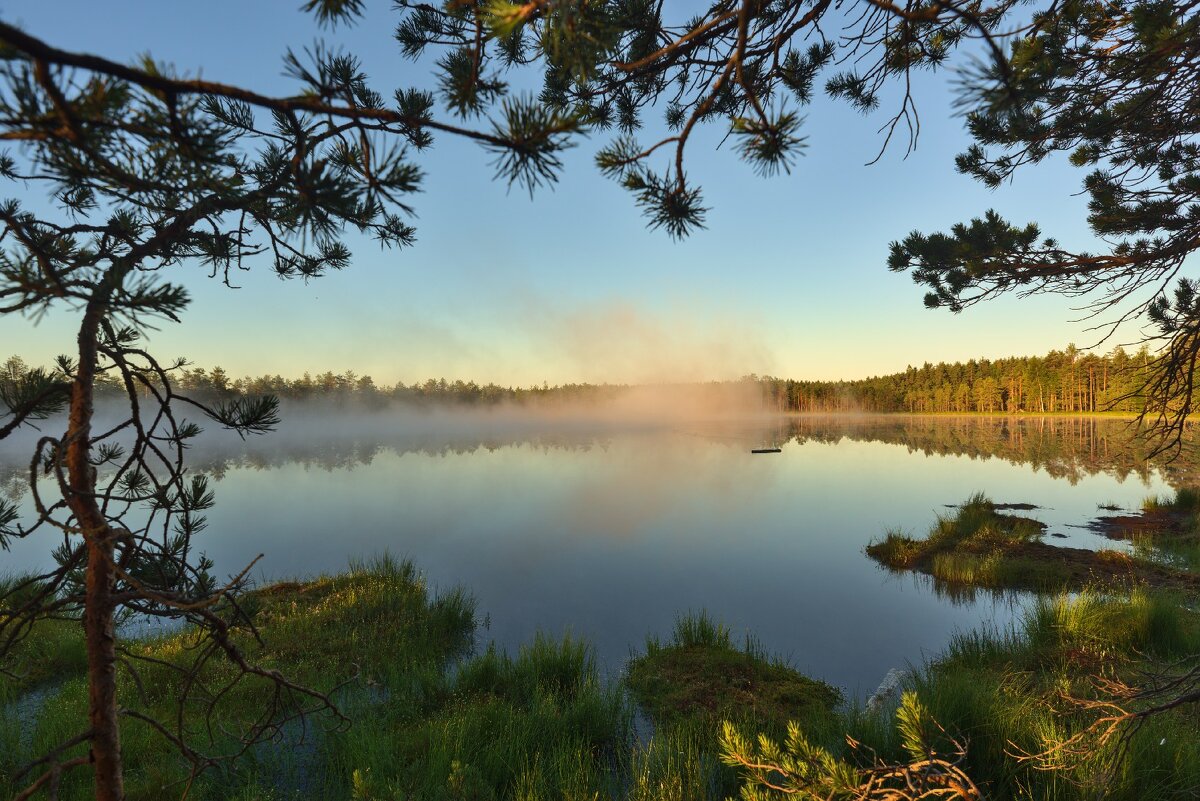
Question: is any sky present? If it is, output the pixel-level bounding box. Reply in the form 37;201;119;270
0;1;1157;386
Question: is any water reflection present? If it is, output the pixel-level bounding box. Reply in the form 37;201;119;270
2;413;1194;491
0;413;1181;696
878;562;1035;606
785;415;1189;486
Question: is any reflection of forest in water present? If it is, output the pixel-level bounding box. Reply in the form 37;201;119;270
2;414;1195;503
783;415;1199;487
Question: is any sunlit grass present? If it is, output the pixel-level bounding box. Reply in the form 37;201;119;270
628;611;840;733
927;549;1073;590
1136;530;1200;572
623;611;843;801
624;718;733;801
0;555;638;801
893;591;1200;800
1143;487;1200;515
3;556;481;800
866;493;1067;591
6;561;1200;800
868;494;1198;594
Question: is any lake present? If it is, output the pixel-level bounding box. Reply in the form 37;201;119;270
0;412;1181;697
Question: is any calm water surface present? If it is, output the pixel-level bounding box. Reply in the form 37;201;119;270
0;414;1177;696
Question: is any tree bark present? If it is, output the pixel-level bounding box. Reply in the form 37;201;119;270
65;300;124;801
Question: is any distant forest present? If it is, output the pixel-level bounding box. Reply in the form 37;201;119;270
1;344;1154;414
769;344;1152;414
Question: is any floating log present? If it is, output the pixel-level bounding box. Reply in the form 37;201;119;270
750;448;781;454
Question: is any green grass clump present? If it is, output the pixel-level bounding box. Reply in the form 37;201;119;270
924;492;1045;550
868;494;1198;594
1120;489;1200;561
0;573;88;704
1;556;636;801
868;494;1045;569
1;557;554;800
714;591;1200;801
1022;589;1199;663
1136;531;1200;572
669;609;733;650
624;719;730;801
867;529;922;568
867;494;1053;591
1143;487;1200;515
11;559;1200;801
899;591;1200;800
622;612;843;801
927;550;1075;591
0;574;90;792
334;633;630;801
627;611;840;733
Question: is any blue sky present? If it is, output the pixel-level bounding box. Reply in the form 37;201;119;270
0;1;1140;385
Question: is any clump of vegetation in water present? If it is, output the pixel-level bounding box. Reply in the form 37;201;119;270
1081;488;1200;573
923;589;1200;798
624;611;843;800
867;493;1198;593
626;611;841;732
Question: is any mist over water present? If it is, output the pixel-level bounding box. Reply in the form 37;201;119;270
0;407;1177;696
519;298;777;385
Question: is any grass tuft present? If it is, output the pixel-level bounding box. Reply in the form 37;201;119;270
869;494;1198;594
627;610;840;734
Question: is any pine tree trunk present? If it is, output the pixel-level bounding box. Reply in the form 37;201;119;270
65;302;125;801
84;531;122;801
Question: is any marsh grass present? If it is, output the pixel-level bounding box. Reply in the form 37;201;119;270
707;590;1200;800
928;550;1077;590
868;494;1198;594
1022;589;1197;662
845;502;1200;797
883;591;1200;800
618;611;845;800
1119;489;1200;572
7;563;1200;800
623;718;734;801
662;609;732;651
332;632;630;801
867;494;1061;590
628;611;840;734
1143;487;1200;516
0;573;88;704
0;557;629;801
867;528;923;568
1136;530;1200;572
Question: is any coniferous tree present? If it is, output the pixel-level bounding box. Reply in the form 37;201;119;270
0;9;582;798
2;0;1198;795
881;2;1200;447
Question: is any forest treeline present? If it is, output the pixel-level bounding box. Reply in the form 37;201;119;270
0;344;1153;414
766;344;1151;414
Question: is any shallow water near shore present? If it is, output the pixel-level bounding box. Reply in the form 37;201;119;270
0;413;1179;696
